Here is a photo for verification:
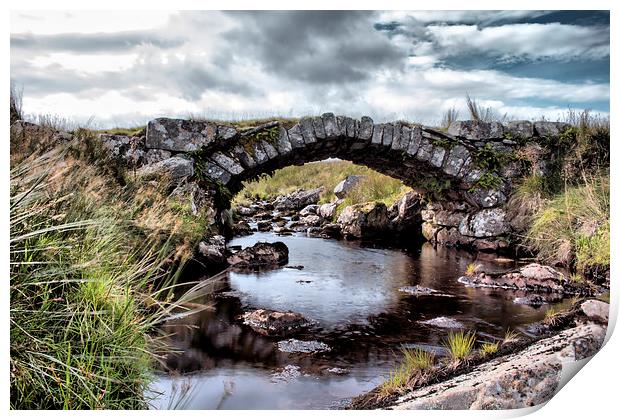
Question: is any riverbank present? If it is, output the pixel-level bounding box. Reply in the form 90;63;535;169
350;298;609;409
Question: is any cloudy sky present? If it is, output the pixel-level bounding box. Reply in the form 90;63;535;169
10;10;610;128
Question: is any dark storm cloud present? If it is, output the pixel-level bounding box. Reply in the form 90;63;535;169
11;30;186;53
222;11;406;85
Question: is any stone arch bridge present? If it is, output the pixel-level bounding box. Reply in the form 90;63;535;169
143;114;566;197
99;114;569;251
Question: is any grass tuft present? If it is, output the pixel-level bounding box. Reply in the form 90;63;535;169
480;342;499;357
465;263;482;277
444;331;476;361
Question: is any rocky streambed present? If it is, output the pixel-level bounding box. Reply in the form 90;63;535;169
149;205;608;409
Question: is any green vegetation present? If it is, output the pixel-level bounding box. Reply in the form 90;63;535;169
95;126;146;136
480;342;499;357
10;126;209;408
524;173;609;272
239;125;280;154
444;331;477;361
233;160;410;212
464;263;481;277
378;348;434;396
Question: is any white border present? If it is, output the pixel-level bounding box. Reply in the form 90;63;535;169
3;1;617;418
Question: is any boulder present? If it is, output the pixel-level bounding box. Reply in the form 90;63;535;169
272;188;324;211
321;223;342;238
299;214;322;227
231;220;252;236
333;175;365;198
448;120;503;140
197;235;226;265
580;300;609;324
337;202;389;238
256;220;271;232
143;148;172;164
389;191;422;232
235;205;255;217
145;118;217;152
533;121;570;137
227;241;289;269
458;208;509;238
469;188;507;208
458;263;570;293
504;120;534;139
241;309;315;336
137;155;194;186
299;204;319;217
318;202;338;220
99;134;144;166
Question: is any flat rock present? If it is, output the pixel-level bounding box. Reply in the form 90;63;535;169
390;323;606;410
458;263;568;293
420;316;464;329
399;286;454;298
137;155;194;186
146;117;217;152
271;365;303;383
513;295;546;307
277;339;331;353
242;309;314;336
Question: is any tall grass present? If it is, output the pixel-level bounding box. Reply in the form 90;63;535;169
524;173;609;271
465;94;507;123
10;132;209;408
444;331;476;361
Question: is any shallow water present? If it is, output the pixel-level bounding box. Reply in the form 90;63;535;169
149;232;566;409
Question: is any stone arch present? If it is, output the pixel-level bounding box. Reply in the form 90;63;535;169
146;114;512;200
132;114;569;251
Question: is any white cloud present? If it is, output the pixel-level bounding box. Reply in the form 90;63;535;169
10;11;174;34
425;23;609;61
10;11;610;128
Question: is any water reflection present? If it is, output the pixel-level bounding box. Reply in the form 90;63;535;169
150;232;565;409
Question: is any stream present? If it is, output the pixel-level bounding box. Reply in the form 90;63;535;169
148;231;568;409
